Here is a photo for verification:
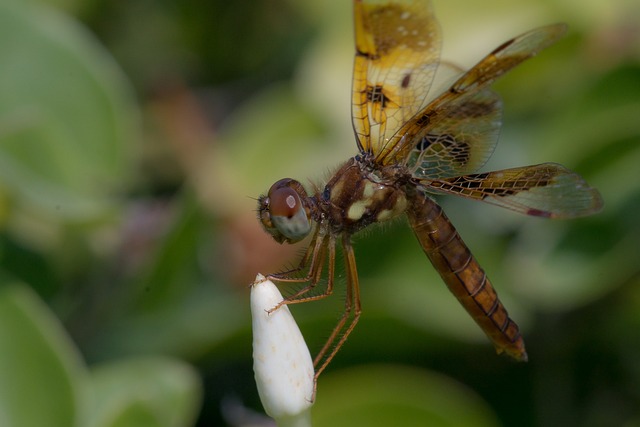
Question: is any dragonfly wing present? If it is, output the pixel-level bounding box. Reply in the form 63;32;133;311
352;0;441;155
423;163;604;218
405;88;503;178
376;24;567;172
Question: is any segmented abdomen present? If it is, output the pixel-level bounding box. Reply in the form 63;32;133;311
406;192;527;361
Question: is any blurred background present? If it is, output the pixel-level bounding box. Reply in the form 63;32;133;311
0;0;638;426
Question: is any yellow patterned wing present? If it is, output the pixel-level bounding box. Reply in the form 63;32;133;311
378;24;568;174
352;0;441;155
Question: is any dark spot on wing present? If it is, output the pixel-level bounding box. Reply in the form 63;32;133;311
415;113;431;127
416;133;471;166
356;48;379;60
415;136;432;151
401;73;411;88
527;208;552;217
366;85;391;107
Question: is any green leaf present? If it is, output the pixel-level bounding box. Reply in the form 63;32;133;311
88;357;202;427
104;402;163;427
0;284;87;427
0;2;138;220
312;364;499;427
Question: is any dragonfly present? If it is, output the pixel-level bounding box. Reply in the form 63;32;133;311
257;0;603;387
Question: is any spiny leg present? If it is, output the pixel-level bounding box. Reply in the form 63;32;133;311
268;233;338;313
312;236;362;396
269;228;322;281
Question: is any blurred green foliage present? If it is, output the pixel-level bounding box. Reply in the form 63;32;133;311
0;0;638;426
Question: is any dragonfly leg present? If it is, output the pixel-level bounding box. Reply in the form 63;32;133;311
312;236;362;395
267;232;338;313
268;228;322;280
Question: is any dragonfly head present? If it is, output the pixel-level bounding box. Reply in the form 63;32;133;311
258;178;312;244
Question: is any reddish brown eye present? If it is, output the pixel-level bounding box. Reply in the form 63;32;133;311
259;178;311;244
269;187;300;218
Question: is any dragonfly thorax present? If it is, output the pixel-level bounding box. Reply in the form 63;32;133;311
322;157;408;235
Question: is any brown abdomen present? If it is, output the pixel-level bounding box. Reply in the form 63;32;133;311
406;191;527;361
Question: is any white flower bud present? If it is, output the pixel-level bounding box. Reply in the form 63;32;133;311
251;274;314;427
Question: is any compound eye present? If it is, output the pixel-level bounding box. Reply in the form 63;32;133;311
269;187;301;218
267;186;311;243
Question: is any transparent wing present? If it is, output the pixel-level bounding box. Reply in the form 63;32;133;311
352;0;441;155
406;87;502;178
422;163;604;218
376;24;567;172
